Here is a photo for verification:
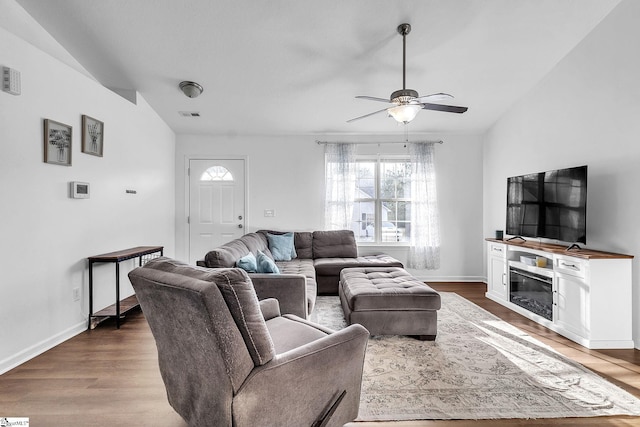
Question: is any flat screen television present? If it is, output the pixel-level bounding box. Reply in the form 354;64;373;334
506;165;587;244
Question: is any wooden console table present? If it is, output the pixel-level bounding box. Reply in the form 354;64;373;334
88;246;163;329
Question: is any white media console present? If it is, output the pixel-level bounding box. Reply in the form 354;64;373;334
485;238;634;349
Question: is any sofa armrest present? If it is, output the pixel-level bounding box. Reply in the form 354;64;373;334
259;298;281;321
249;273;307;319
234;323;369;426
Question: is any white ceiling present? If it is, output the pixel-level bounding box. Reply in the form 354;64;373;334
14;0;620;136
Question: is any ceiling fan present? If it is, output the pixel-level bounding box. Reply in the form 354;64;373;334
348;23;468;124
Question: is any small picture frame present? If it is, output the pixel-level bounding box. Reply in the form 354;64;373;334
81;115;104;157
44;119;72;166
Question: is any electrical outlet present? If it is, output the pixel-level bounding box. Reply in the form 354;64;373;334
72;287;80;301
264;209;275;217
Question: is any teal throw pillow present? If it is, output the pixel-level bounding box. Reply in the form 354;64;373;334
267;232;296;261
236;252;258;273
256;250;280;274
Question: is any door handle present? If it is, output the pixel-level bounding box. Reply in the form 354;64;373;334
238;224;243;229
238;215;243;220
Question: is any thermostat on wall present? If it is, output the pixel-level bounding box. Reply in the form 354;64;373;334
70;181;90;199
2;66;21;95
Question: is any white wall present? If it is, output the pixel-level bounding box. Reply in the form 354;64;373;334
482;0;640;347
176;132;484;281
0;25;176;373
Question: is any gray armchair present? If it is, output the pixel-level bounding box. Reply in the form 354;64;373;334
128;257;369;427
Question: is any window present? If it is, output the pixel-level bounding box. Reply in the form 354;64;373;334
352;156;412;243
324;141;440;268
200;166;234;181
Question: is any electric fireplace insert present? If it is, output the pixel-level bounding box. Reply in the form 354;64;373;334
509;266;553;321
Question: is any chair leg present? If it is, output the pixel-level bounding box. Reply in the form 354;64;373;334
312;390;346;427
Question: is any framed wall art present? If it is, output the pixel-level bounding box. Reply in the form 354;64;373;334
44;119;72;166
81;114;104;157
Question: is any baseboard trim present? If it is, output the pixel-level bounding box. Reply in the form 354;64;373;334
410;275;485;282
0;321;86;375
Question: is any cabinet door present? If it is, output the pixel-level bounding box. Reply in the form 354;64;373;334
489;256;507;300
555;273;589;338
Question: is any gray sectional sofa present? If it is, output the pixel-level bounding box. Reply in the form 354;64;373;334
197;229;403;318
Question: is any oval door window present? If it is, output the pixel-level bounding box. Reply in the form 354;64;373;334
200;166;234;181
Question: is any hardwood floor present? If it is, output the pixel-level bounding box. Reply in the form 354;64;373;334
1;282;639;426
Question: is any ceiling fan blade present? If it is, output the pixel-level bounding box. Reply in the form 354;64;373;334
347;107;390;123
414;93;454;103
421;103;468;114
355;95;392;103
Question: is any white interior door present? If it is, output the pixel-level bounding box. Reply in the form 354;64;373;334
189;159;246;264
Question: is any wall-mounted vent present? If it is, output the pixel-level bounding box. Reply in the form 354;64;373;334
178;111;200;117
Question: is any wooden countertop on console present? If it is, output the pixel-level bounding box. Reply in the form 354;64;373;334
485;238;634;260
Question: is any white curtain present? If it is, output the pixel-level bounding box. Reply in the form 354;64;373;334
324;143;357;230
407;142;441;269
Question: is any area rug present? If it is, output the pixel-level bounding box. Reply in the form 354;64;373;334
312;293;640;421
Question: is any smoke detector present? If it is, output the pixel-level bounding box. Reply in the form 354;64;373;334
179;81;203;98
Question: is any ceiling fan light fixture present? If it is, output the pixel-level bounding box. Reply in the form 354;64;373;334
390;89;418;103
179;81;203;98
388;104;421;124
347;22;467;124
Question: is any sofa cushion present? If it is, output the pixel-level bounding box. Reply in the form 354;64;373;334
257;250;280;274
313;254;404;277
265;316;328;354
275;258;317;313
266;232;296;261
293;232;313;259
215;268;276;366
276;259;316;280
205;239;250;268
312;230;357;259
240;233;272;258
205;233;273;268
141;257;275;366
236;252;258;273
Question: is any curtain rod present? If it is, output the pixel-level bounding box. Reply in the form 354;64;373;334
315;140;443;145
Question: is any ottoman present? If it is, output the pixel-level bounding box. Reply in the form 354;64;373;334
339;267;441;340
